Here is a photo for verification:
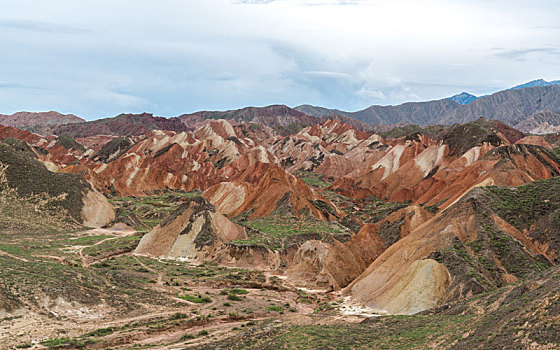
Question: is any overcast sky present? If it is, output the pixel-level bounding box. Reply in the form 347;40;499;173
0;0;559;120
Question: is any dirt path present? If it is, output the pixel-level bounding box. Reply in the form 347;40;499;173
0;249;28;262
133;256;165;287
76;228;137;267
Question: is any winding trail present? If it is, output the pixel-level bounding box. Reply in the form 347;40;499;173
75;228;138;267
0;249;28;262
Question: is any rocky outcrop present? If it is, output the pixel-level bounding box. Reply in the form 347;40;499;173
286;239;366;289
134;197;247;260
331;119;560;210
515;135;554;149
180;104;320;135
345;185;555;314
81;190;116;228
372;259;450;315
91;136;135;163
0;141;114;227
285;205;433;290
212;244;281;270
206;166;342;221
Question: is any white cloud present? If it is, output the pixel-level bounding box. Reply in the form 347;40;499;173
0;0;558;118
304;71;352;79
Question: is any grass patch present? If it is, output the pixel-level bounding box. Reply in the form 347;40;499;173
109;190;203;230
40;337;95;348
83;327;114;337
179;294;212;304
82;235;140;257
267;305;283;312
221;288;249;295
232;216;345;250
295;170;331;189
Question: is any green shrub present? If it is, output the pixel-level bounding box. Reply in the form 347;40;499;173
179;294;212;303
227;294;243;301
220;288;249;295
181;333;196;341
84;326;114;337
267;305;283;312
170;312;188;320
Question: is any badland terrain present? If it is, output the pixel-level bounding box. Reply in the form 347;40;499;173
1;81;560;349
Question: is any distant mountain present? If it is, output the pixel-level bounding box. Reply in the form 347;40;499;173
179;104;321;135
447;92;478;105
298;85;560;126
510;79;560;90
442;85;560;125
295;104;347;118
54;113;188;138
297;99;460;125
0;111;84;131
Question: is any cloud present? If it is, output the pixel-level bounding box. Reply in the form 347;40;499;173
233;0;372;5
232;0;276;4
304;0;374;6
0;18;88;34
492;47;560;61
90;89;153;110
304;71;352;79
357;88;386;100
0;82;43;90
1;0;559;118
531;25;560;30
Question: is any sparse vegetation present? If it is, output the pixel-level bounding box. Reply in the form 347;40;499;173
84;327;114;337
232;215;346;250
40;337;95;348
227;294;243;301
0;161;72;232
296;170;332;189
179;293;212;303
484;177;560;231
267;305;283;312
109;190;203;230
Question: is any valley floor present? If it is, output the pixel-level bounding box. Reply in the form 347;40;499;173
1;226;558;349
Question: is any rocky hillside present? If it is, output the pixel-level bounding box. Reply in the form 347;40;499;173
54;113;189;137
135;197;247;260
447;92;478;105
515;110;560;134
179;105;321;135
0;111;84;128
297;98;460;125
0;140;114;228
297;85;560;127
330;118;558;208
1;115;559;348
510;78;560;89
0;111;84;134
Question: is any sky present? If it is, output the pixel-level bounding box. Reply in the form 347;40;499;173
0;0;559;120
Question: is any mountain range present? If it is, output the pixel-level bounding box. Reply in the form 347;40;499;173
296;84;560;128
446;92;478;105
444;79;560;106
2;80;560;137
1;101;559;347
